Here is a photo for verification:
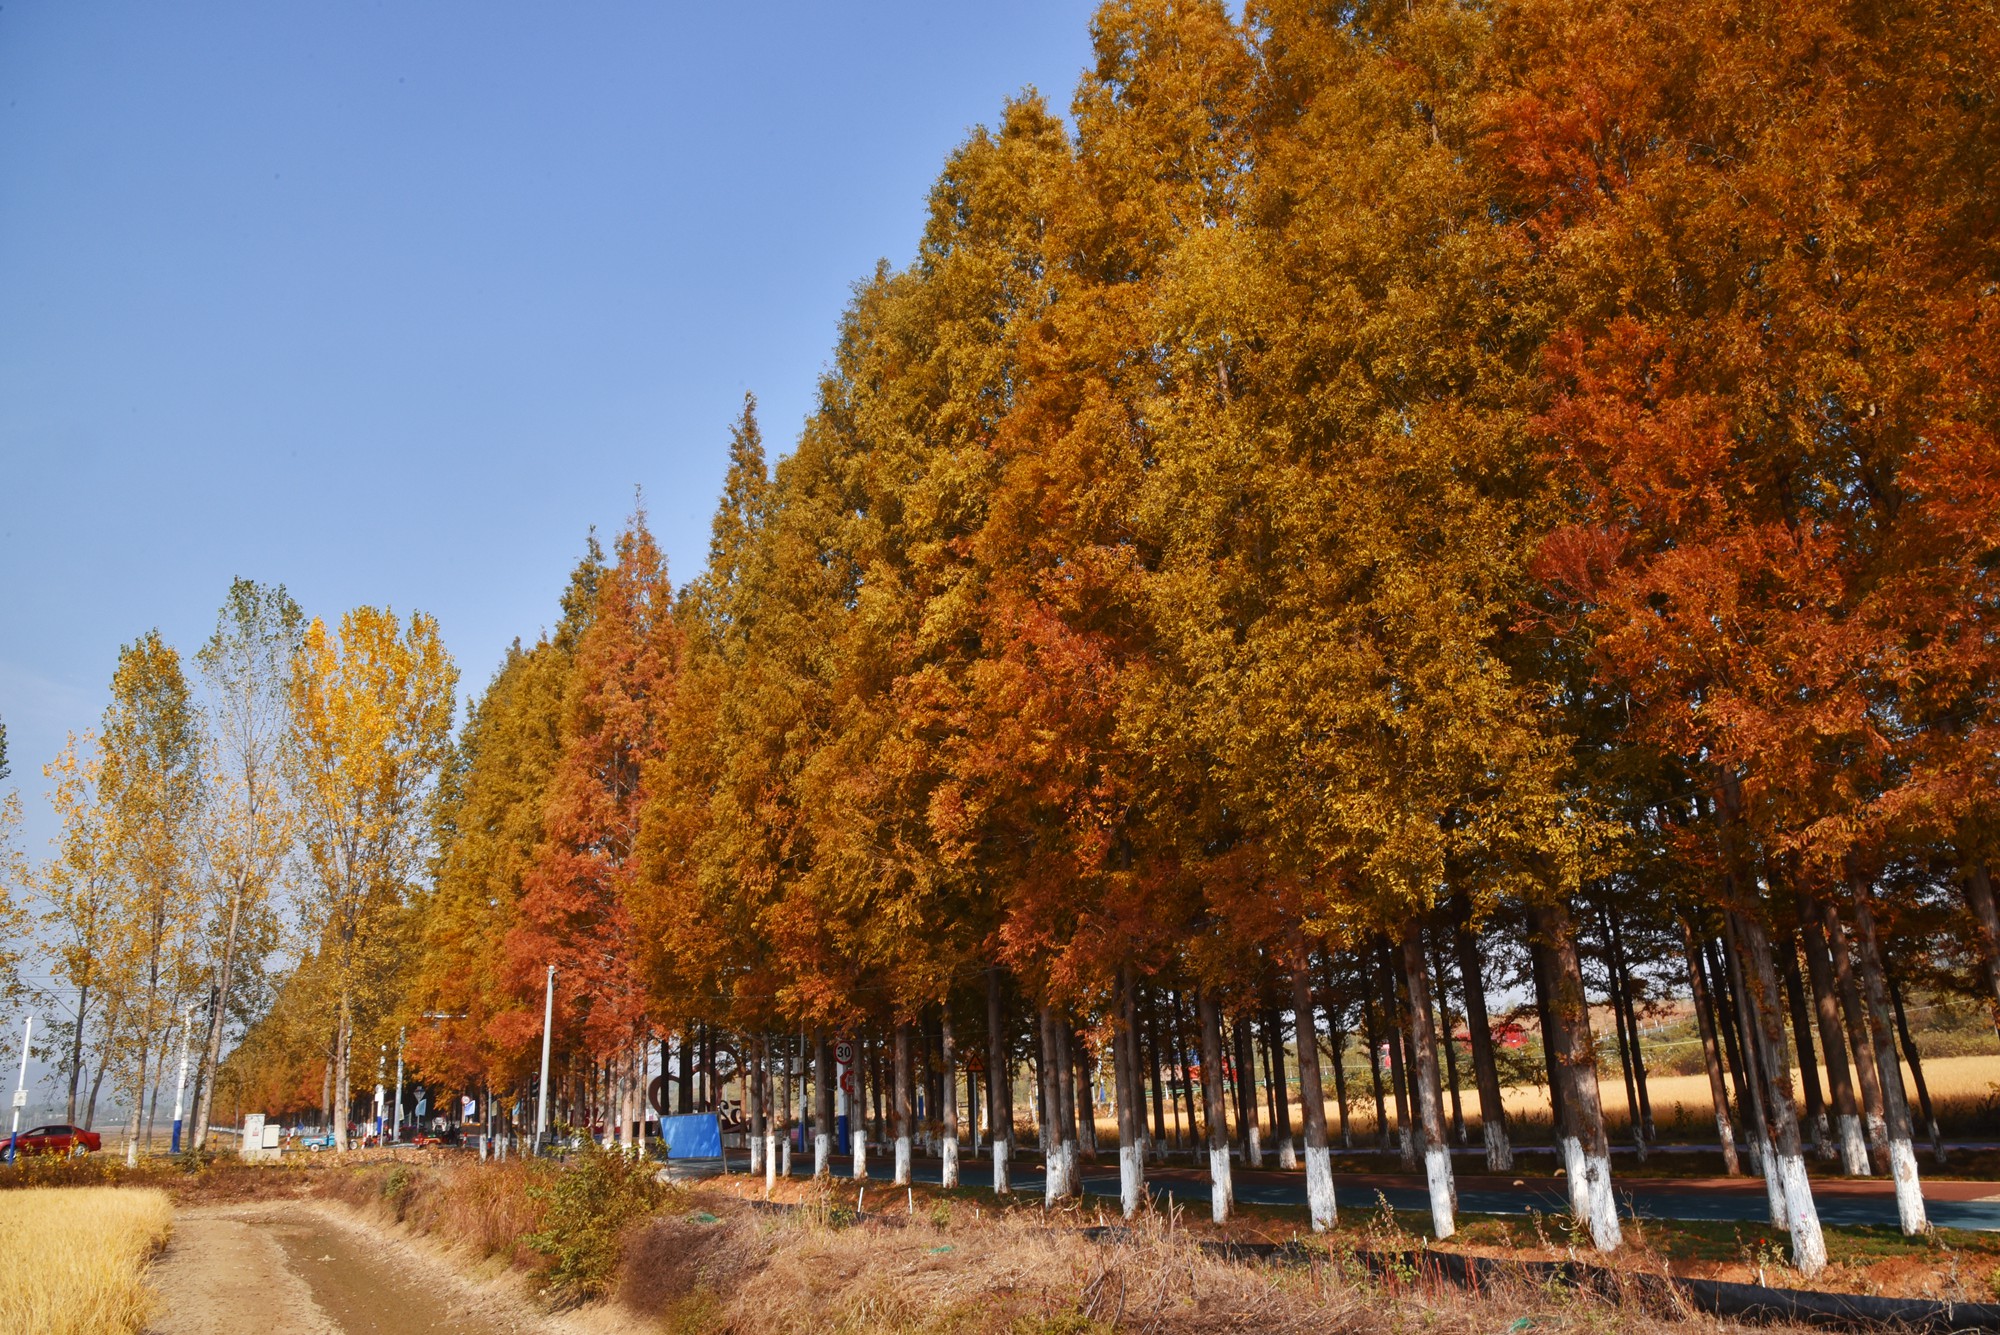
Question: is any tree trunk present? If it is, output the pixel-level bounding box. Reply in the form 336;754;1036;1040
1734;910;1828;1274
1290;938;1336;1230
1960;863;2000;1026
64;984;91;1127
1145;996;1167;1153
1232;1015;1262;1166
1702;937;1755;1139
1680;918;1741;1175
331;997;352;1153
1362;991;1390;1151
1799;896;1869;1175
1604;922;1645;1158
1531;900;1620;1251
1451;919;1509;1170
1267;1006;1296;1168
814;1031;834;1177
1401;922;1456;1239
764;1035;780;1191
191;879;242;1151
1530;940;1566;1148
987;969;1012;1195
1329;995;1354;1150
851;1028;870;1180
1822;899;1890;1163
1058;1023;1083;1190
1779;933;1830;1158
1606;910;1656;1145
1887;970;1947;1167
1431;942;1466;1146
891;1022;913;1187
1198;989;1233;1222
1721;917;1784;1220
1113;967;1143;1218
1038;1008;1064;1202
748;1035;765;1176
940;1010;960;1188
1172;989;1201;1147
1381;947;1415;1167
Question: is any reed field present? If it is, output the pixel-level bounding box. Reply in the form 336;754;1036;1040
0;1186;173;1335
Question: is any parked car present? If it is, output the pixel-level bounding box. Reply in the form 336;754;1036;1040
297;1129;338;1151
13;1124;101;1156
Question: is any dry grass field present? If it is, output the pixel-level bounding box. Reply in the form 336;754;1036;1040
1096;1053;2000;1147
0;1186;173;1335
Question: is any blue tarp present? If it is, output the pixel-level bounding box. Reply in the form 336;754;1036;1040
659;1113;722;1160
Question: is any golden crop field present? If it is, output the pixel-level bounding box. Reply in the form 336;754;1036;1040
0;1186;173;1335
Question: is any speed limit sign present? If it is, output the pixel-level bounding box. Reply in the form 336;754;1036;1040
834;1040;854;1066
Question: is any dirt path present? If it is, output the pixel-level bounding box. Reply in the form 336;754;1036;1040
147;1201;584;1335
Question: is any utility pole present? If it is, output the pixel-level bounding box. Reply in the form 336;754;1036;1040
392;1028;405;1142
7;1013;31;1164
534;965;555;1154
170;1001;195;1154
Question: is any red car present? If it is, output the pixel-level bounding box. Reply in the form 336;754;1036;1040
14;1124;101;1155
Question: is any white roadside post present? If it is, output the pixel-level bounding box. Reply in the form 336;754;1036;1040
534;965;556;1154
170;1001;195;1154
392;1028;405;1142
8;1013;31;1163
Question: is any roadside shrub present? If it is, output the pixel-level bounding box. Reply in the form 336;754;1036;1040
523;1142;672;1301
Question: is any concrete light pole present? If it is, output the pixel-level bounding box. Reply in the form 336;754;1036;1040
170;1001;195;1153
534;965;555;1154
7;1013;31;1164
392;1028;405;1141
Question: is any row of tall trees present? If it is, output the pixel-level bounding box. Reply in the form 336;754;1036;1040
217;0;1995;1280
0;584;456;1158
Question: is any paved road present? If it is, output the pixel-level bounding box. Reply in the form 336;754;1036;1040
770;1150;2000;1232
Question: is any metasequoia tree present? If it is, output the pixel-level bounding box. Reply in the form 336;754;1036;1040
203;0;2000;1249
289;607;456;1150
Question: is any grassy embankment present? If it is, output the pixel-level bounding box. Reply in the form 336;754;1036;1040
0;1185;173;1335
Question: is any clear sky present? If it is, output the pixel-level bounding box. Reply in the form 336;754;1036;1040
0;1;1098;865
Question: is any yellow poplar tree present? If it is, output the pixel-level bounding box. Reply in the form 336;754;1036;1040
289;607;456;1149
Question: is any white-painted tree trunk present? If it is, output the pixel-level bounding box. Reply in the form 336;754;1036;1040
894;1133;912;1187
852;1125;868;1180
779;1135;791;1179
1778;1152;1828;1274
1120;1143;1143;1218
1838;1114;1869;1177
1583;1148;1622;1251
1561;1135;1590;1222
941;1134;959;1189
1209;1146;1233;1223
1246;1124;1263;1167
764;1131;778;1191
1484;1119;1511;1173
1044;1142;1064;1207
1278;1135;1297;1170
1760;1137;1789;1228
1304;1144;1335;1232
1889;1137;1929;1233
1425;1146;1456;1239
993;1135;1010;1195
748;1129;763;1175
814;1131;832;1178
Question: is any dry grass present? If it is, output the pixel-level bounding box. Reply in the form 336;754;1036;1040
331;1158;1702;1333
626;1177;1736;1335
0;1186;173;1335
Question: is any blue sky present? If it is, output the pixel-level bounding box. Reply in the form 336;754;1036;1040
0;1;1098;868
